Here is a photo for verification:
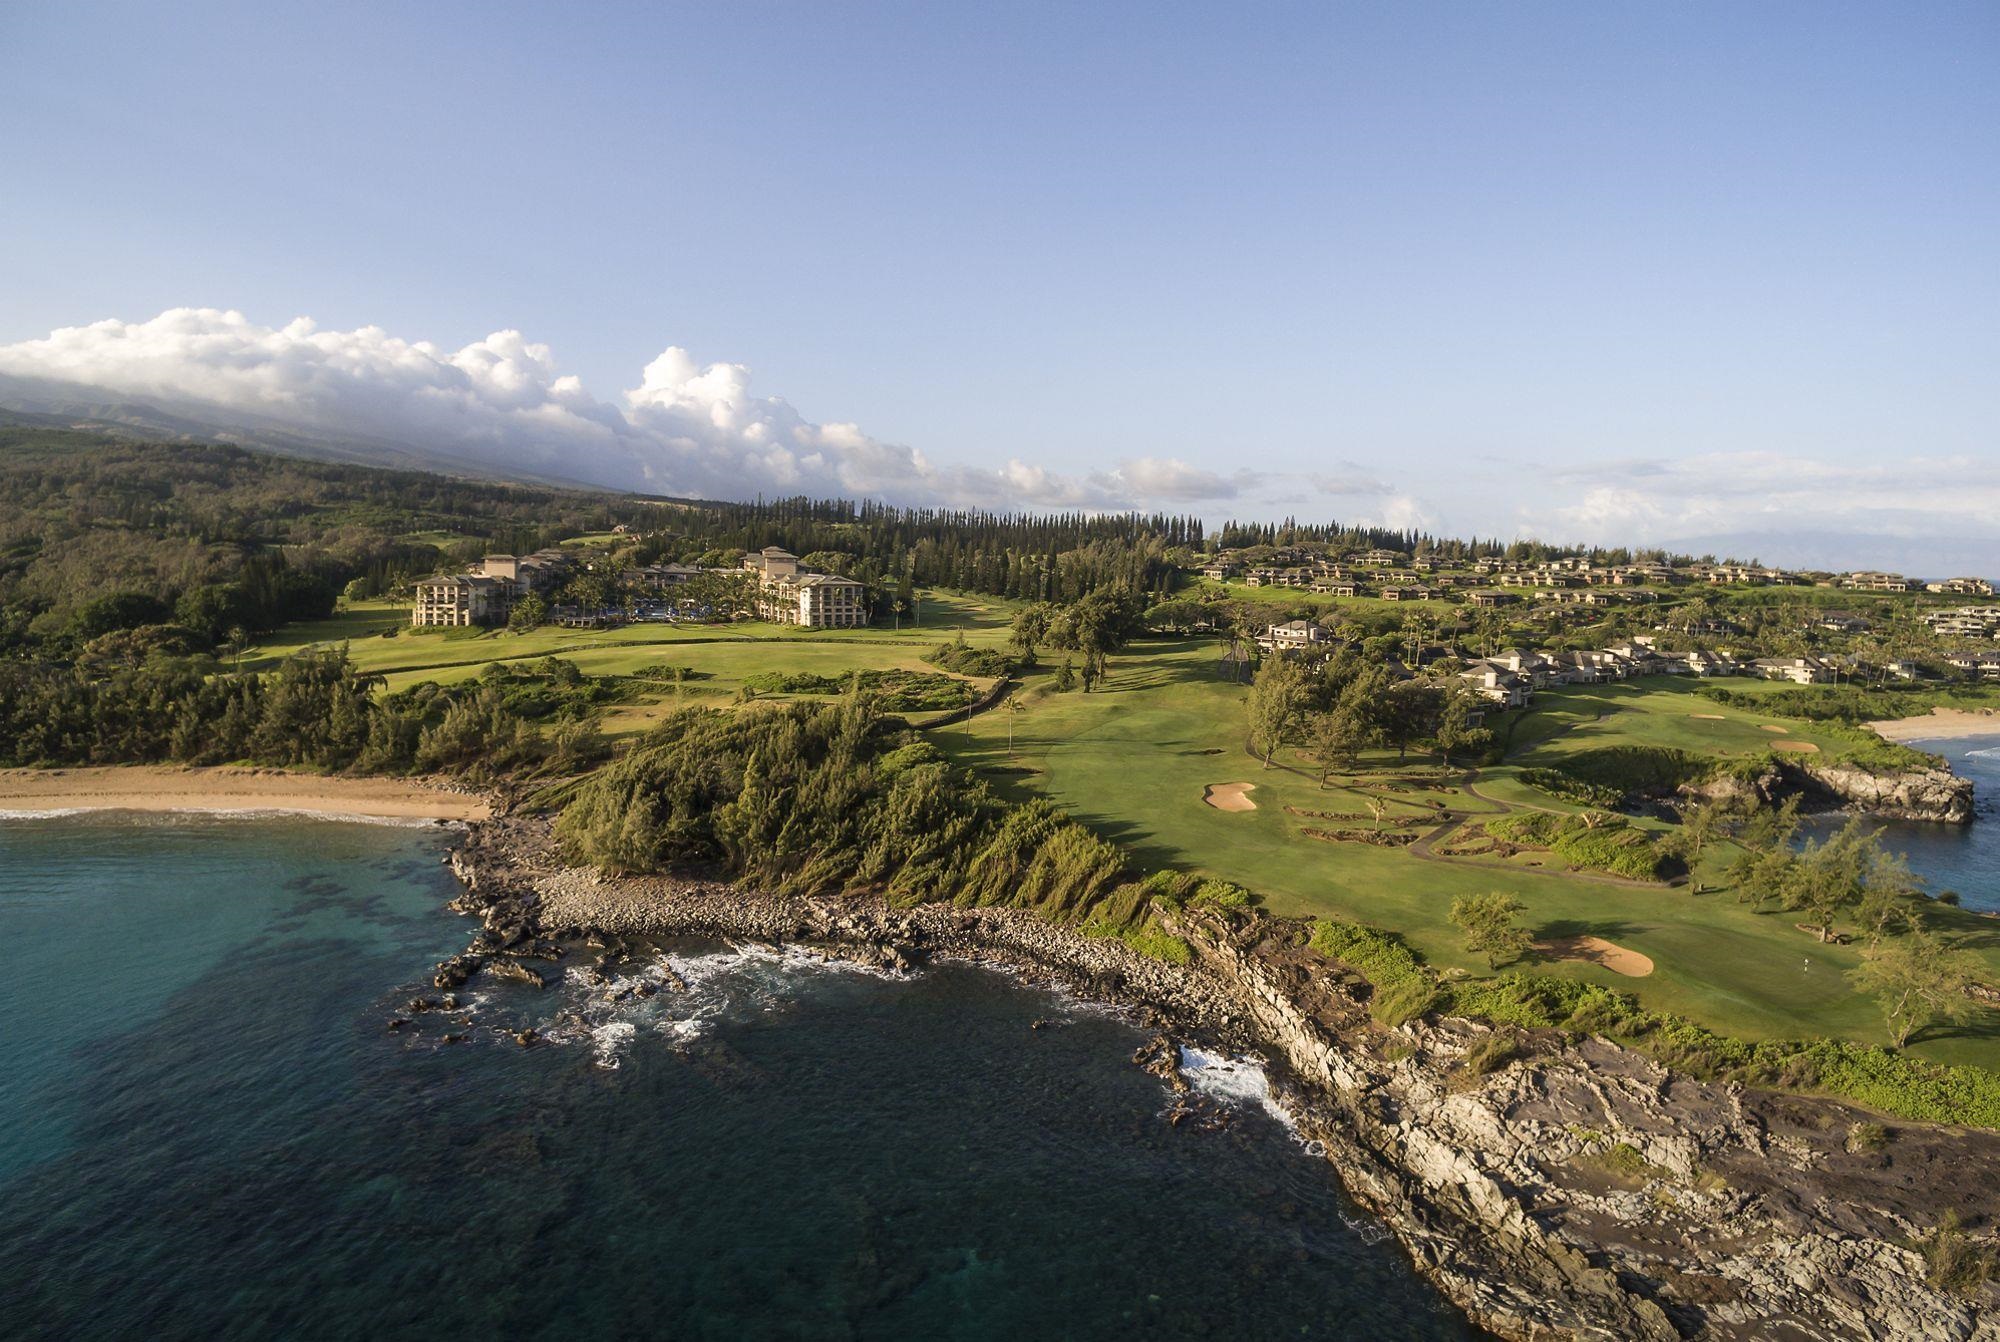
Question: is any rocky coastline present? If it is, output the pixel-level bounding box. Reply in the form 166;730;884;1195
438;813;1999;1342
1693;756;1974;825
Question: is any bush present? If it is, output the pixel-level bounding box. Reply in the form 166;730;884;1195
1535;745;1715;798
741;668;976;712
557;702;1135;927
1487;810;1674;881
924;637;1013;678
1518;767;1623;808
1309;920;1443;1025
1370;976;1444;1027
1919;1211;1994;1298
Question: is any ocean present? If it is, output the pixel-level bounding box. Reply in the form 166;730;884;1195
0;815;1480;1341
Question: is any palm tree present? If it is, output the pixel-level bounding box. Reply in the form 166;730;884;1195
1005;695;1025;759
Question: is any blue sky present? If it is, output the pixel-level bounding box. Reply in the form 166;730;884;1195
2;1;1996;569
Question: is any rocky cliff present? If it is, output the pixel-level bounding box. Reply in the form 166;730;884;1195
1782;757;1975;825
441;816;2000;1341
1689;757;1974;825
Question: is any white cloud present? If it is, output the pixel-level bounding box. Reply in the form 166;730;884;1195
1539;451;2000;549
0;308;1256;513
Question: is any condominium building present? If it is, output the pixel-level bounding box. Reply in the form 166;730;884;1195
744;546;870;628
412;574;515;627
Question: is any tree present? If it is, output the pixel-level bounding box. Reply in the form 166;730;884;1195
1788;817;1871;942
1247;654;1311;769
1431;683;1492;768
1381;679;1443;762
1848;932;1986;1048
1310;705;1368;787
1143;598;1208;634
1010;603;1053;663
1005;695;1026;759
508;592;548;632
1450;892;1532;969
1673;796;1724;864
1052;655;1077;693
1855;848;1924;945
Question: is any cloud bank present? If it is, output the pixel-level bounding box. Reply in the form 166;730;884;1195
2;309;1990;574
1533;453;2000;562
0;307;1386;514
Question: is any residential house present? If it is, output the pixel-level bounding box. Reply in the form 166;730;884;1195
1751;656;1832;685
1683;650;1742;677
1258;619;1330;655
1946;652;2000;680
1458;660;1532;708
1928;577;1995;597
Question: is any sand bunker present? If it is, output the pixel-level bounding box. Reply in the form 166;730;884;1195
1539;935;1654;977
1770;739;1820;753
1203;782;1258;812
1760;724;1790;733
1689;713;1726;720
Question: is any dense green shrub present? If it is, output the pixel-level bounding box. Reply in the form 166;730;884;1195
1541;745;1715;797
1487;811;1674;881
1518;767;1623;808
924;637;1014;678
557;703;1139;930
741;668;977;712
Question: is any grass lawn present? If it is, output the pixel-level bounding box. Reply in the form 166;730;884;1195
1502;681;1853;765
242;590;1022;735
932;638;2000;1069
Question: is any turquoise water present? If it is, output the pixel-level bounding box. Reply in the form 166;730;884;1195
0;816;1480;1341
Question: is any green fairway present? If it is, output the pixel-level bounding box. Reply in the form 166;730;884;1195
243;590;1021;735
1503;680;1853;763
931;639;2000;1068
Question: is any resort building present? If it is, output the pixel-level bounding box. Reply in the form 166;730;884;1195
744;547;869;628
412;574;515;627
411;549;579;627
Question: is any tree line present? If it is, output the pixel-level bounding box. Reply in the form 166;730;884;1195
0;646;605;779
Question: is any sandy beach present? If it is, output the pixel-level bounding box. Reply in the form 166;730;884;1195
0;766;491;821
1867;707;2000;744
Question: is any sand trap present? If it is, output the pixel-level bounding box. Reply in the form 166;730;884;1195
1760;724;1790;733
1770;739;1820;753
1539;935;1654;977
1203;782;1258;812
1689;713;1726;720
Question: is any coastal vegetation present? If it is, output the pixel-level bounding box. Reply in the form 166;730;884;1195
7;428;2000;1129
0;646;601;779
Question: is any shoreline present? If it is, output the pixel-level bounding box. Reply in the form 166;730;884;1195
438;814;2000;1342
1868;707;2000;744
0;766;491;822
